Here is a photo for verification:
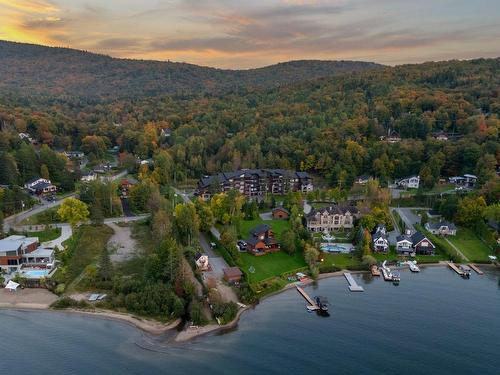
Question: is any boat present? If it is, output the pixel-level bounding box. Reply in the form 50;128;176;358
391;271;401;284
459;265;471;279
407;261;420;272
314;296;329;312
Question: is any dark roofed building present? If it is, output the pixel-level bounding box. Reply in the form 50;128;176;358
223;267;243;283
195;169;313;200
246;224;280;256
425;221;457;236
272;207;290;220
396;231;435;256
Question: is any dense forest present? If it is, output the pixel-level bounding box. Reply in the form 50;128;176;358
0;42;498;197
0;40;380;101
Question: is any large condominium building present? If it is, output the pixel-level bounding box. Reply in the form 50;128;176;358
196;169;313;200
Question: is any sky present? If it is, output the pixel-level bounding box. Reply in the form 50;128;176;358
1;0;500;69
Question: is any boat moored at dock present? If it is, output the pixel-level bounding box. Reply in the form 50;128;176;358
406;260;420;272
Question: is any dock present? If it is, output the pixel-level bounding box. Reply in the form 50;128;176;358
468;263;484;275
448;262;464;276
344;272;364;292
296;285;319;310
380;261;393;281
371;265;381;276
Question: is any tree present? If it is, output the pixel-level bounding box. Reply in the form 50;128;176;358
0;153;19;185
455;196;487;228
40;164;50;180
281;229;296;255
174;203;199;245
57;198;89;228
97;247;113;286
152;150;174;185
151;209;172;242
420;212;429;226
220;228;239;260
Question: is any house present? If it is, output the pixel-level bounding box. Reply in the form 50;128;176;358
223;267;243;284
354;175;371;185
396;231;435;256
22;247;55;268
195;169;313;200
449;174;477;188
396;234;414;256
81;171;97;182
372;224;389;253
160;128;172;138
272;207;290;220
246;224;280;255
306;205;359;232
0;235;39;273
396;175;420;189
63;151;85;159
194;252;209;271
433;131;449;141
24;178;57;196
120;178;138;198
425;221;457;236
18;132;35;143
380;129;402;143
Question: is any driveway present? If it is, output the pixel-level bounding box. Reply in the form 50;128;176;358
393;207;426;232
43;224;72;249
259;212;272;221
303;200;312;214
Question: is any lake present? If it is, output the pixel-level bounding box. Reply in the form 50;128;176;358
0;266;499;374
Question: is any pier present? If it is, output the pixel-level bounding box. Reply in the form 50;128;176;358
468;263;484;275
296;285;319;311
344;272;364;292
371;265;381;276
448;262;464;276
380;261;394;281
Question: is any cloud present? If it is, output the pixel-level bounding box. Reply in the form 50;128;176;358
0;0;58;14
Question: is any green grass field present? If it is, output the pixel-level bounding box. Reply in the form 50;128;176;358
239;251;306;283
21;207;61;225
57;225;113;288
447;228;493;262
18;227;61;242
239;217;291;239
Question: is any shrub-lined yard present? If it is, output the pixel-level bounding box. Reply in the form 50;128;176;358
239;218;291;240
239;251;306;283
447;228;493;262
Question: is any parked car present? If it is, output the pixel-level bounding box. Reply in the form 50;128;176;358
237;240;247;251
210;242;216;248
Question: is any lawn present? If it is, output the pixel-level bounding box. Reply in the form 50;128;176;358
320;253;361;269
56;225;113;287
15;227;61;242
239;251;306;283
21;207;61;225
447;228;493;262
239;217;291;240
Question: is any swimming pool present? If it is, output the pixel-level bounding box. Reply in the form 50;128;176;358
22;269;51;278
320;243;352;254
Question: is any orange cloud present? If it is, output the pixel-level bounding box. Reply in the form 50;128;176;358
0;0;58;14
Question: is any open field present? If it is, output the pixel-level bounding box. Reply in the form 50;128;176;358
239;251;306;283
54;225;113;288
20;207;61;225
447;228;493;262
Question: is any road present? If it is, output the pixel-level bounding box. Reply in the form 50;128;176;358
392;207;429;232
174;188;237;302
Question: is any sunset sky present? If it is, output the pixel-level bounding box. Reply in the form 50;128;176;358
1;0;499;69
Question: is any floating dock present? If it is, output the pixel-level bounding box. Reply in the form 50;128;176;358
296;285;319;311
448;262;464;276
344;272;364;292
380;261;394;281
371;265;381;276
468;263;484;275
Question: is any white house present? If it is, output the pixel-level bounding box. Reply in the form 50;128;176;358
81;171;97;182
396;175;420;189
195;253;209;271
372;224;389;253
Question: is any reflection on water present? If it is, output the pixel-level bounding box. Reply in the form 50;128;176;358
0;267;499;375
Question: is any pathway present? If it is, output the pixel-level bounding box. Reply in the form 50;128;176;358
444;238;469;262
43;224;72;249
173;188;237;302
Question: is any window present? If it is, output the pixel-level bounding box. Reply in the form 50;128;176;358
7;259;18;265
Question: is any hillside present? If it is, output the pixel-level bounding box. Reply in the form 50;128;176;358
0;40;381;101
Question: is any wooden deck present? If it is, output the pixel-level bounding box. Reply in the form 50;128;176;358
371;265;381;276
296;285;319;310
448;262;464;276
468;263;484;275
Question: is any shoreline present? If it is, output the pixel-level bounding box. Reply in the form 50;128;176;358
2;261;496;342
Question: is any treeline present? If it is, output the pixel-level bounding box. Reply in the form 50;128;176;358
1;57;498;192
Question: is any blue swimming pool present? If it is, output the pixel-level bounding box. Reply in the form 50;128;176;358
22;269;51;278
320;244;352;254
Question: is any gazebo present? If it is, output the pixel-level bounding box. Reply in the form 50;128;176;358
5;280;20;292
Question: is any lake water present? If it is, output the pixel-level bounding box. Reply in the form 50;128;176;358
1;266;499;374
